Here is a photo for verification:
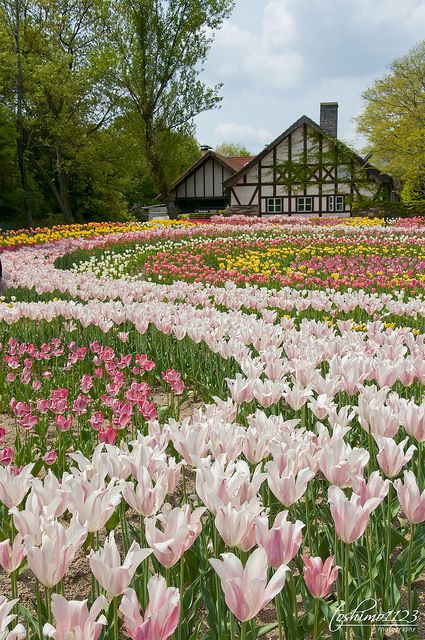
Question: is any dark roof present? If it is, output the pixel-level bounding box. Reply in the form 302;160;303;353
224;115;392;187
170;151;255;194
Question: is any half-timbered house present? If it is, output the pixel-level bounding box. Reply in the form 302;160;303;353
169;149;254;213
223;103;394;216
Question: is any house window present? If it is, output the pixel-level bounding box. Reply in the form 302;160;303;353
337;165;351;180
267;197;282;213
328;195;345;212
297;196;313;213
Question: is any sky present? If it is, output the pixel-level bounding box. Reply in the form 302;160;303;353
195;0;425;154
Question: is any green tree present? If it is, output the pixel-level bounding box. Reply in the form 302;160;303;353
356;41;425;199
215;141;252;157
0;0;34;226
115;0;234;218
23;0;120;223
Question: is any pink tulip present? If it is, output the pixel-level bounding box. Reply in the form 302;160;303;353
210;548;289;622
394;471;425;524
376;436;416;478
43;450;57;466
42;594;107;639
98;425;117;445
89;532;151;597
119;576;180;640
145;504;205;568
256;511;304;568
302;555;340;598
0;535;26;573
328;486;381;544
0;449;14;467
0;596;25;640
55;415;72;432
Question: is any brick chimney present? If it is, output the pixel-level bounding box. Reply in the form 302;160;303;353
320;102;338;138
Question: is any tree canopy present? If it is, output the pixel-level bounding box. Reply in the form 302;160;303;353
215;141;252;157
356;41;425;200
0;0;233;226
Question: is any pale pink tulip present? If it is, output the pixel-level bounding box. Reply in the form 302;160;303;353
0;463;34;508
119;576;180;640
196;457;266;514
42;594;107;639
399;400;425;443
0;596;25;640
24;520;87;588
225;374;255;404
352;471;390;506
210;548;289;622
89;532;151;598
267;460;314;507
376;436;416;478
65;476;122;533
0;535;26;573
318;439;369;488
215;499;263;551
121;467;168;517
145;504;205;568
171;420;210;466
394;471;425;524
328;486;381;544
256;511;304;569
302;555;340;598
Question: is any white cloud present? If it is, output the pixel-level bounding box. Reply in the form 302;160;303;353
210;0;304;89
214;123;273;147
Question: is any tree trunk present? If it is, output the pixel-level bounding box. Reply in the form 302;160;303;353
14;0;34;228
161;188;178;219
35;157;76;224
56;154;75;224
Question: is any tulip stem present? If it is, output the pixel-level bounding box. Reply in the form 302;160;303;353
313;598;320;640
407;523;415;612
178;556;184;640
113;597;119;640
230;612;236;640
240;621;247;640
345;543;350;640
366;526;374;599
10;569;18;603
34;579;44;640
383;485;392;610
276;596;283;640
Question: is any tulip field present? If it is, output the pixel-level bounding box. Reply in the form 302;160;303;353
0;215;424;640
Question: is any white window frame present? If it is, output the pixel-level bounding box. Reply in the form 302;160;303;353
297;196;313;213
267;197;283;214
328;195;345;212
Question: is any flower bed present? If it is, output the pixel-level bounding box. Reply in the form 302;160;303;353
0;216;424;640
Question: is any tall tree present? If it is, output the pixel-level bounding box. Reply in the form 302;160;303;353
115;0;234;218
21;0;118;223
356;41;425;199
215;141;252;157
0;0;34;226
